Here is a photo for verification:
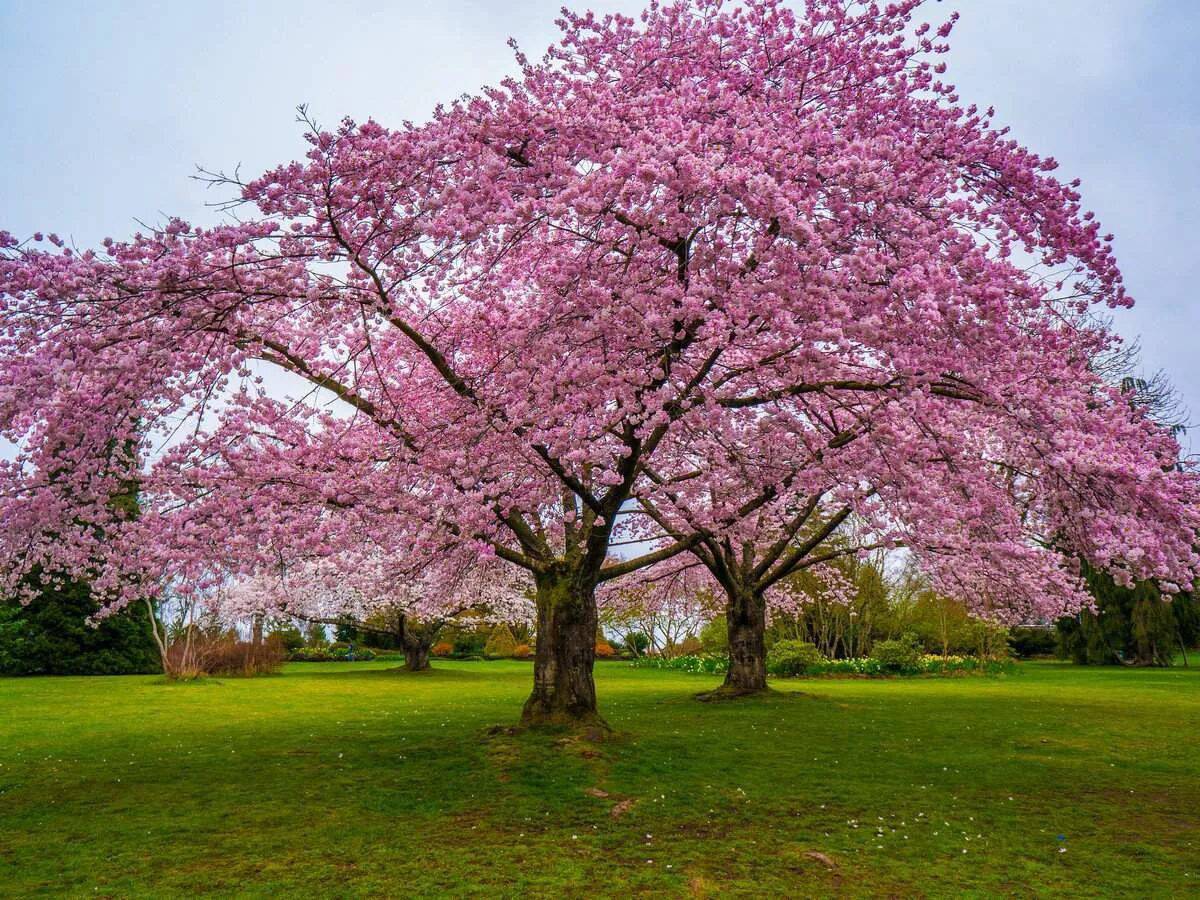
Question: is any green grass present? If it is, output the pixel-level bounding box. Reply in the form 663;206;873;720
1;661;1197;898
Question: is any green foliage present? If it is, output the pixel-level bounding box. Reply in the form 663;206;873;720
631;653;728;674
451;629;487;657
766;639;826;675
1008;626;1057;659
621;631;650;656
0;572;159;676
357;609;404;649
698;617;728;653
484;624;518;659
269;623;305;653
1058;564;1198;666
288;642;376;662
803;655;1015;676
636;646;1014;679
334;617;359;643
304;621;328;646
870;633;923;673
769;553;888;658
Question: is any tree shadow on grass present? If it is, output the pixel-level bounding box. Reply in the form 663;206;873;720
288;664;505;683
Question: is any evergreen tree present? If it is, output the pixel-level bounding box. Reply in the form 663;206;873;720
0;569;159;675
1057;563;1198;666
304;620;328;646
0;437;160;676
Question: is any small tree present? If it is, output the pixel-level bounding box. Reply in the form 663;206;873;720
304;621;328;647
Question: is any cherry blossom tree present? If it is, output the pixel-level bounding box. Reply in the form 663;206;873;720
1;0;1197;727
599;560;719;657
224;551;533;671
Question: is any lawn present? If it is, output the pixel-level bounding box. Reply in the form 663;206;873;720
1;660;1197;898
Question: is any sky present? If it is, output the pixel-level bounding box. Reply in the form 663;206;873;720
2;0;1198;451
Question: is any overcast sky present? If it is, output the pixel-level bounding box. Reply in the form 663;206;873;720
3;0;1197;450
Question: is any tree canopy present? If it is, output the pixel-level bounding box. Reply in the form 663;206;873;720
1;0;1196;721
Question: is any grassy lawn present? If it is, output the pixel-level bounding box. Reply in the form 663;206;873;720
1;660;1197;898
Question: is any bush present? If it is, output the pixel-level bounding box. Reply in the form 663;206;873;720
871;633;923;672
766;639;826;676
484;624;518;659
595;639;616;658
165;633;286;677
288;642;376;662
1008;626;1057;659
512;643;533;659
633;649;1013;679
206;635;287;675
453;631;487;657
632;653;728;674
431;641;454;658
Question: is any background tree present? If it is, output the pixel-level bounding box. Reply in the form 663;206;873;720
1057;563;1198;666
0;569;159;676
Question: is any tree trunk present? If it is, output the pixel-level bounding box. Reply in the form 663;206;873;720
251;611;264;647
403;640;431;672
711;585;768;697
521;566;603;728
398;616;436;672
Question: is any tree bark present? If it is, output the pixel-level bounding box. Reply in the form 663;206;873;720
251;611;264;647
398;615;437;672
521;566;604;728
403;640;431;672
714;585;768;697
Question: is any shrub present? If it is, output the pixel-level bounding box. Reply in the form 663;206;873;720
288;642;375;662
484;624;518;659
633;648;1013;679
1008;626;1058;659
632;653;728;674
766;639;826;676
431;641;454;658
871;633;923;673
512;643;533;659
595;639;616;658
675;636;703;656
452;631;487;657
207;635;287;675
165;633;286;677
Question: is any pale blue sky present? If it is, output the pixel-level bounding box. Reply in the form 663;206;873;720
3;1;1198;449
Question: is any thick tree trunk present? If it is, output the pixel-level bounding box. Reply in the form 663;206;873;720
521;566;603;728
251;611;264;647
711;585;768;697
403;641;431;672
398;616;436;672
